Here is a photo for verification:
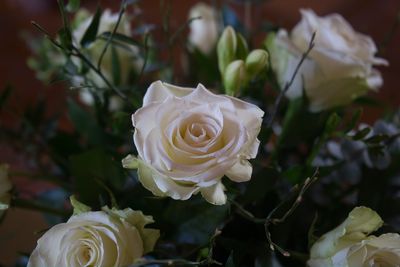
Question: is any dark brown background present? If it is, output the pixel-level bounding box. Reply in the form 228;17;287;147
0;0;399;265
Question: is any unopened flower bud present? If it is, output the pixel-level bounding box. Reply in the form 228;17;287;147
245;49;269;77
217;26;237;74
223;60;246;96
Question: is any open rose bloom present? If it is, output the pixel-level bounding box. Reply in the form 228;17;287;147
308;206;400;267
267;9;388;112
128;81;264;205
28;207;159;267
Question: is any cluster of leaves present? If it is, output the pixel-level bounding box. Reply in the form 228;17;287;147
1;0;400;267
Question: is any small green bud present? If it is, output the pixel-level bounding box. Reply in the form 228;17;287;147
217;26;237;74
122;154;139;169
245;49;269;77
223;60;246;96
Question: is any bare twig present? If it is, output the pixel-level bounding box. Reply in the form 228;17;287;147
266;32;316;129
232;168;319;257
264;169;318;256
169;16;201;45
130;229;222;267
137;32;150;83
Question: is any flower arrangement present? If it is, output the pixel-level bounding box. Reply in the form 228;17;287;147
1;1;400;266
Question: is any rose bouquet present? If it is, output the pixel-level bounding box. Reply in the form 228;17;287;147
1;0;400;266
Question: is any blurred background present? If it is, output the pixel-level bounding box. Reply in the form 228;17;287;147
0;0;399;266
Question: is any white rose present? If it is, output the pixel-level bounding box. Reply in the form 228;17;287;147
188;3;219;55
73;9;142;88
28;207;159;267
79;88;123;111
0;164;11;211
127;81;264;205
308;206;400;267
267;9;388;112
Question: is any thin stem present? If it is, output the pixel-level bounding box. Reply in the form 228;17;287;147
266;32;316;129
231;200;264;223
264;169;318;256
137;32;150;83
169;16;201;45
12;198;70;217
232;169;319;257
31;21;131;104
97;0;127;70
71;46;130;102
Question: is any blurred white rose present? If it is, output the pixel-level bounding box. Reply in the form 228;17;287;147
72;9;142;88
267;9;388;112
188;3;219;55
79;88;123;112
126;81;263;205
308;206;400;267
0;164;11;212
28;207;159;267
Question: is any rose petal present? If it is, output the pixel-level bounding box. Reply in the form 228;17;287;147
200;182;227;205
143;81;194;106
225;159;253;182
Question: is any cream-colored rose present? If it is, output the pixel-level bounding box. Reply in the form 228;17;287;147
126;81;263;205
188;2;219;55
72;9;142;88
0;164;11;211
308;206;400;267
267;9;388;112
28;207;159;267
79;88;123;111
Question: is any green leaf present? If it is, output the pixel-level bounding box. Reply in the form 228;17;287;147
57;0;69;29
111;111;131;135
282;165;304;184
70;195;91;215
66;0;80;12
70;149;126;206
111;46;121;86
57;0;72;49
235;33;248;60
365;134;389;144
58;27;73;50
351;127;371;141
165;200;229;245
98;32;143;47
346;108;363;132
80;7;102;47
67;98;106;145
325;113;341;134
